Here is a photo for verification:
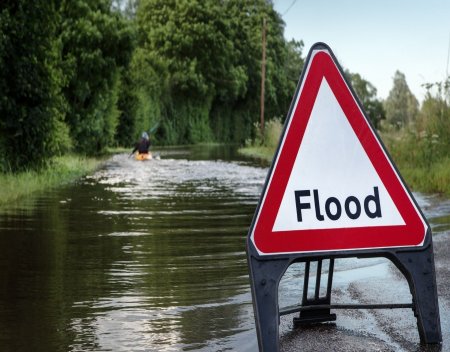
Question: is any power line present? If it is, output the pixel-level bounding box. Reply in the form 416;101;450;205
281;0;298;16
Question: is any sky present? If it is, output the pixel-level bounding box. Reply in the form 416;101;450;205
272;0;450;103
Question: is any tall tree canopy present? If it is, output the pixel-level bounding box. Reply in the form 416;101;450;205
384;70;419;128
0;1;67;171
138;0;245;100
0;0;135;170
345;70;385;128
60;0;135;154
129;0;303;145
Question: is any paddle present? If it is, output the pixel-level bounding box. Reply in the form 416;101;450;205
147;121;160;135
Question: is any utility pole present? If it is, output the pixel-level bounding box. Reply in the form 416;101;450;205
260;17;266;140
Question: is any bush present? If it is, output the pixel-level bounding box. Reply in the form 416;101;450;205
380;89;450;196
0;1;68;171
250;117;283;149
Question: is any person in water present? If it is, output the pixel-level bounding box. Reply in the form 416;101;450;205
131;132;151;155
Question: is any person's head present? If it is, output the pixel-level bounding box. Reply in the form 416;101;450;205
141;132;149;140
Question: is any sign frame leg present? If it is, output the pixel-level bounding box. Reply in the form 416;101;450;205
391;239;442;344
248;253;290;352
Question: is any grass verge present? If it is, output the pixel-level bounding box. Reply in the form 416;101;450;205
0;155;104;206
394;157;450;196
238;146;274;163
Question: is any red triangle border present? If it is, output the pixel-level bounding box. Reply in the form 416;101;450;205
251;50;427;255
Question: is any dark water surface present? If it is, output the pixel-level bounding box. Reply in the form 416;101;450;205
0;146;267;352
0;145;449;352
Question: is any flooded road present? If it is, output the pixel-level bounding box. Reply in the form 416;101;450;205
0;145;448;351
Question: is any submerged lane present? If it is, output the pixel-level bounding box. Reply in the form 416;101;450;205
84;152;266;351
0;147;266;351
0;146;448;351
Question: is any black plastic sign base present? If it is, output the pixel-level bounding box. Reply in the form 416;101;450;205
247;233;441;351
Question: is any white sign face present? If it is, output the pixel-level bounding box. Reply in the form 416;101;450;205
249;46;427;255
273;78;405;232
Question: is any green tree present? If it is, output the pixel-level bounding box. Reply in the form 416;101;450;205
208;0;263;143
136;0;247;144
285;39;305;84
133;0;301;145
345;70;385;128
263;5;300;121
138;0;247;100
59;0;134;154
116;48;169;146
384;70;418;128
115;67;139;147
210;0;303;143
0;1;69;172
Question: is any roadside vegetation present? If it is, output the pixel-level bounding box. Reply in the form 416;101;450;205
241;73;450;196
0;155;103;206
381;81;450;195
239;118;284;162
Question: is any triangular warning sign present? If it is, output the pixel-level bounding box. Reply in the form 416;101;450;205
250;44;428;255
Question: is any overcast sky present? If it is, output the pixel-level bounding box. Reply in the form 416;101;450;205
273;0;450;103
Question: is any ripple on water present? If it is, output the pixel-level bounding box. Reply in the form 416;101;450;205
74;153;265;350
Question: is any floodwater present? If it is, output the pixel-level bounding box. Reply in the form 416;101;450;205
0;145;448;352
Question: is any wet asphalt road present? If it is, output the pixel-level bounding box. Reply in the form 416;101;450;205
277;194;450;352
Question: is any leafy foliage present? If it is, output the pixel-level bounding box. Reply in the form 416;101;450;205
135;0;237;144
130;0;304;145
137;0;245;99
213;1;303;141
381;76;450;195
416;82;450;164
59;0;135;154
384;70;419;128
0;1;68;171
345;70;385;128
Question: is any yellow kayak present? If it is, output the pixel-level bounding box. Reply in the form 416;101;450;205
135;152;152;161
